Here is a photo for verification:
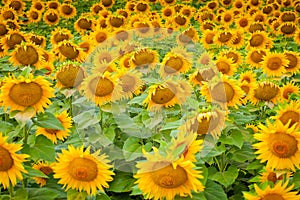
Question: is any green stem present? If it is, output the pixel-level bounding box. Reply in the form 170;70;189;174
214;157;222;172
23;125;28;145
69;97;73;117
8;181;14;199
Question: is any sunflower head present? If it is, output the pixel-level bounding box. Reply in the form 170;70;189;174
59;3;77;19
250;81;281;105
279;22;297;37
281;82;299;101
55;41;85;62
56;63;86;89
130;48;159;68
74;14;94;33
274;101;300;129
1;30;26;51
50;27;73;46
283;51;300;74
33;161;54;187
43;9;60;26
261;52;289;77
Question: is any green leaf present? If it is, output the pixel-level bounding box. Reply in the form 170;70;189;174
292;170;300;189
123;137;143;161
0;121;14;134
27;188;58;200
30;135;56;162
72;110;100;130
107;171;136;193
34;112;64;130
203;180;227;200
96;192;111;200
67;189;87;200
228;112;256;125
230;143;256;163
219;129;244;148
210;166;239;188
24;165;49;178
15;188;28;200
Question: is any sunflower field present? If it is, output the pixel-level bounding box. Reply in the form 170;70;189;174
0;0;300;199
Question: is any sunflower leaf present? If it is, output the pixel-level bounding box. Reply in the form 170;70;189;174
209;165;239;188
24;165;49;178
67;189;87;200
34;111;64;130
203;180;227;200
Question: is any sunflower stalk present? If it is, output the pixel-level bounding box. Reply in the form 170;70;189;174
8;181;14;198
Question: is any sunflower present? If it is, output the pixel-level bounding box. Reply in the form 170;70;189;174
54;41;85;62
107;15;125;29
135;1;150;13
115;69;144;99
248;22;265;33
31;0;45;12
81;72;122;106
220;0;233;7
134;149;204;200
206;1;218;11
281;82;299;101
215;30;233;47
176;27;199;45
90;46;119;67
262;5;274;15
101;0;114;8
50;27;72;46
9;42;44;69
240;80;256;104
159;0;176;6
253;11;267;23
36;111;72;144
90;28;110;45
90;3;104;15
201;75;244;108
91;61;117;74
169;132;202;163
261;52;288;77
1;30;26;52
0;22;8;37
171;13;190;30
53;145;114;195
27;8;42;23
74;14;94;33
246;49;267;68
294;29;300;45
43;9;60;26
259;168;287;184
59;3;76;19
143;80;191;112
239;71;257;84
8;0;25;13
0;74;54;113
221;49;242;65
247;31;271;50
133;20;153;37
28;33;46;48
116;9;129;18
198;52;213;66
189;67;217;85
250;81;281;105
215;55;237;76
130;48;159;69
253;120;300;171
159;51;192;77
274;101;300;129
32;161;53;187
284;51;300;74
244;181;299;200
196;10;214;23
279;22;297;37
0;7;17;21
0;133;29;189
280;11;296;23
220;10;234;27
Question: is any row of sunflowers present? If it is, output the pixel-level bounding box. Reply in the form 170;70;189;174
0;0;300;199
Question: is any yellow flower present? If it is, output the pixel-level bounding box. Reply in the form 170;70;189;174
43;9;60;26
281;82;299;101
215;55;237;76
249;81;281;105
261;52;288;77
31;0;45;13
90;27;110;45
274;101;300;130
244;181;299;200
74;14;94;33
134;148;204;200
246;49;267;68
0;133;29;189
53;145;114;196
0;74;54;113
54;41;85;62
283;51;300;74
200;29;216;49
259;167;290;184
246;31;272;50
50;27;73;46
1;30;26;52
253;120;300;171
32;161;54;187
59;3;77;19
36;110;72;144
27;8;42;23
130;48;159;69
55;63;86;89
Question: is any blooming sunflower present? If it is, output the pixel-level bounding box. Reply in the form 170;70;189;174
279;22;297;37
53;145;114;196
8;0;25;13
259;168;289;184
159;51;192;77
55;63;86;89
54;41;85;62
43;9;60;26
0;7;17;21
81;72;122;106
200;29;216;49
36;111;72;144
250;81;281;105
90;28;110;45
107;15;125;29
253;120;300;171
221;49;242;65
201;75;244;108
280;11;297;23
0;133;29;189
134;148;204;200
294;29;300;45
101;0;114;8
0;74;54;113
90;3;104;15
215;55;237;76
1;30;26;52
246;31;272;50
9;42;44;69
28;33;46;48
261;52;288;77
27;8;42;23
130;48;159;69
50;27;73;46
239;71;257;84
248;22;265;34
74;14;94;33
284;51;300;74
177;27;199;45
91;46;119;66
32;161;53;187
235;14;252;30
274;101;300;129
59;3;77;19
135;1;150;13
281;82;299;101
189;67;217;86
215;30;233;47
246;49;267;68
115;69;144;100
47;0;60;9
244;181;299;200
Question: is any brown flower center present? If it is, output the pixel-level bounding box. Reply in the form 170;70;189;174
163;9;172;17
164;56;183;73
34;2;43;10
174;15;187;26
0;24;8;36
57;65;85;88
39;166;53;176
102;0;113;7
250;34;264;47
249;23;264;33
281;13;295;22
267;172;283;184
280;24;296;34
30;36;43;46
208;2;217;9
120;74;136;92
58;43;79;59
201;68;216;81
224;13;232;22
136;22;150;33
263;6;273;15
151;87;175;104
136;2;147;11
89;77;114;97
239;18;249;27
179;28;195;43
267;57;282;70
109;16;124;28
216;60;231;74
61;5;73;15
46;13;58;23
269;133;298;158
192;113;220;135
7;33;25;49
241;85;250;94
279;111;299;127
211;82;235;103
0;146;14;171
53;33;69;44
250;50;266;64
98;52;112;63
77;18;92;30
218;32;232;43
261;194;284;200
116;30;129;41
30;10;39;20
48;2;59;9
205;32;215;44
254;83;278;101
151;162;187;188
68;157;98;181
285;53;297;69
3;10;14;20
95;32;107;43
15;46;39;66
133;51;155;66
9;82;42;107
9;1;22;11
